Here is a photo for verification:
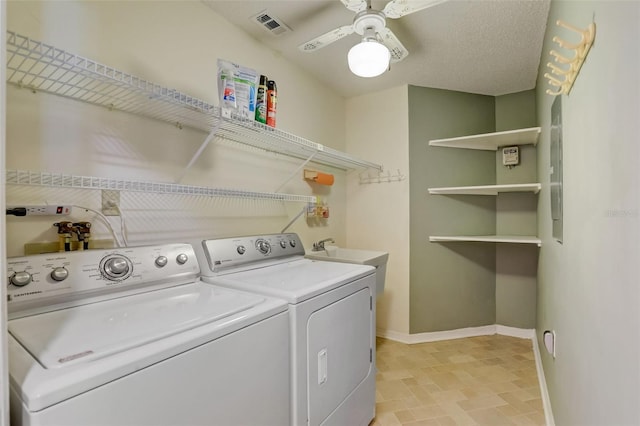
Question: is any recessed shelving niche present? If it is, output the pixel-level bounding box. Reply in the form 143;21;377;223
428;127;542;247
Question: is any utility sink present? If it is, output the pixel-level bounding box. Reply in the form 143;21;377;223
305;247;389;296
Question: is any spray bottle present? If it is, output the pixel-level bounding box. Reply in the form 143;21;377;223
266;80;277;128
255;75;268;124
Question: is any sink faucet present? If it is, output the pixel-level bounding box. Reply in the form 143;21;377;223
312;238;335;252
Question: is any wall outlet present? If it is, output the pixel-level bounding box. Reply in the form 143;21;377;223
543;330;556;358
102;190;120;216
8;205;73;216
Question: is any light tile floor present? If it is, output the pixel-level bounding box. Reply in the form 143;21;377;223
372;335;545;426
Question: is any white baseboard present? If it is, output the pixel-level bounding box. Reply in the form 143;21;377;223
377;324;535;344
377;325;554;426
377;325;496;344
376;329;417;344
532;331;555;426
495;324;535;339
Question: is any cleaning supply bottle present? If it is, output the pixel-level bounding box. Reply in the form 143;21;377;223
255;75;268;124
266;80;277;128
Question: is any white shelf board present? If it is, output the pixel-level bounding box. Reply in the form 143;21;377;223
428;183;541;195
429;235;542;247
5;31;382;172
6;170;316;203
429;127;541;150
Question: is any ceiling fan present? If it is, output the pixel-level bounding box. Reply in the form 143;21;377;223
298;0;446;77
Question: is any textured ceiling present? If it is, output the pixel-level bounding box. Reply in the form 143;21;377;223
203;0;551;98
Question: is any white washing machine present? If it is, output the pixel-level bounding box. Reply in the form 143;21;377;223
7;243;290;426
198;233;377;426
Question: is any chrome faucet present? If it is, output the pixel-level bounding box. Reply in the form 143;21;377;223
312;238;335;252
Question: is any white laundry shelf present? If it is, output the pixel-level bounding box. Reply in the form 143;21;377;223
5;170;316;203
5;31;382;172
428;183;541;195
429;235;542;247
429;127;541;150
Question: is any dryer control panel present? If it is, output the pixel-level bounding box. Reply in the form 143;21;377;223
6;244;199;314
202;233;304;275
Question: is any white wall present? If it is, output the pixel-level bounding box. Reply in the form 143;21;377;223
536;2;640;424
345;86;410;335
5;1;348;256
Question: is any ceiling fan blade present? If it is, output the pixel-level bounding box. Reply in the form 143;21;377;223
340;0;368;13
382;0;447;19
298;25;356;52
378;27;408;63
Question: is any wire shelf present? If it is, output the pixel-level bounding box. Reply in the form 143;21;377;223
6;170;317;203
6;31;382;172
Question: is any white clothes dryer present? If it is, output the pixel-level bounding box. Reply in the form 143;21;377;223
198;233;377;426
7;243;290;426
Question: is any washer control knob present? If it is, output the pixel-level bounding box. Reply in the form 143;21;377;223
155;256;168;267
176;253;188;265
280;240;287;249
237;245;246;255
102;256;131;280
289;239;297;248
255;239;271;255
50;267;69;282
10;271;32;287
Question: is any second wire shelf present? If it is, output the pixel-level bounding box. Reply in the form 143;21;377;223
6;170;316;203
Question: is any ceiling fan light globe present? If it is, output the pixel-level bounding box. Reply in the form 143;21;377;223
347;41;390;78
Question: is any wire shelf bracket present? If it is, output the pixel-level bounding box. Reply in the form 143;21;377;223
176;122;223;184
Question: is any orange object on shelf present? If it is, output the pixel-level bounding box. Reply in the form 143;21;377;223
304;169;334;186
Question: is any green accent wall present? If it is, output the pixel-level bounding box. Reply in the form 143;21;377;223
495;90;538;329
408;87;539;333
408;86;497;333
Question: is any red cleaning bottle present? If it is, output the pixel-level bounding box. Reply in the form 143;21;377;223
266;80;277;128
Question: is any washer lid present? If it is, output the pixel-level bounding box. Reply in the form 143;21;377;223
205;259;375;303
9;282;267;369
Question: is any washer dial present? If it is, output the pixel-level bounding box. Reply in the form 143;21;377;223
100;255;133;281
51;267;69;282
255;239;271;255
10;271;32;287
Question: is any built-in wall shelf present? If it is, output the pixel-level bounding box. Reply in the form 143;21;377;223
428;183;542;195
429;127;541;150
428;126;541;249
429;235;542;247
5;170;316;203
5;31;382;172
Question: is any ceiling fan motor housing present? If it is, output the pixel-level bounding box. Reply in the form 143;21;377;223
353;11;386;36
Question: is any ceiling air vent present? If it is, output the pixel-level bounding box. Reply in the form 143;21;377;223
250;10;291;36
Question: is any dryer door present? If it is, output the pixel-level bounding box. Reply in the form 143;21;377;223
307;287;372;425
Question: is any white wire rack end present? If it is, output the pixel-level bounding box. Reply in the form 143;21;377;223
359;169;406;184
